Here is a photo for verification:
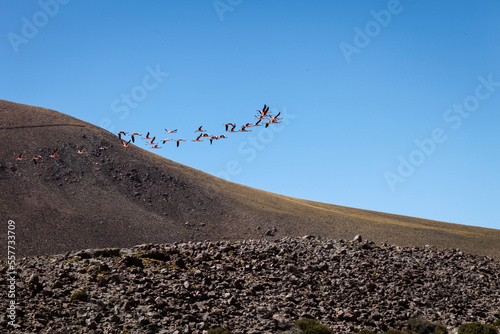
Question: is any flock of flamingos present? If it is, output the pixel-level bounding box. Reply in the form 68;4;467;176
16;104;282;164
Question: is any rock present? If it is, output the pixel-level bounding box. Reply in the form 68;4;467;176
28;274;40;286
110;314;121;323
272;313;291;329
87;320;97;329
119;256;143;268
4;236;500;333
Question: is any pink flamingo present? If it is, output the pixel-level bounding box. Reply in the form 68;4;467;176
256;104;270;118
131;133;142;143
33;155;43;164
192;134;204;142
239;125;251;132
117;131;128;140
224;123;236;131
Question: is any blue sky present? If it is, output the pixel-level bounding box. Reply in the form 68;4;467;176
1;0;499;230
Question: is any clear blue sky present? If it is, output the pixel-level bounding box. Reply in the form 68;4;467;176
1;0;499;230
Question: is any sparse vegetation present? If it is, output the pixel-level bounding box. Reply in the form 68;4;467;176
357;330;377;334
69;288;88;301
457;323;497;334
294;318;333;334
407;317;448;334
208;327;232;334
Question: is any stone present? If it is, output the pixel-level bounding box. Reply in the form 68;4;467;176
4;236;500;333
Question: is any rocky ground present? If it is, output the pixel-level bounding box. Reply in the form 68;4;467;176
1;236;499;333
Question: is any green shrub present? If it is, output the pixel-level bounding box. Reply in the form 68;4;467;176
433;325;448;334
458;322;497;334
208;327;232;334
69;288;88;301
407;317;448;334
294;318;333;334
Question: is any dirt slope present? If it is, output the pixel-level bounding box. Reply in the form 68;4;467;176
1;100;498;258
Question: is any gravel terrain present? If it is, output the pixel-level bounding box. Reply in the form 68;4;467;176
1;236;499;333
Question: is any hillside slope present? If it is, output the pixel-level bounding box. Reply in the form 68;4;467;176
1;100;499;258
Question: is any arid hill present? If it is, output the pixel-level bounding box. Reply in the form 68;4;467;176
0;100;499;258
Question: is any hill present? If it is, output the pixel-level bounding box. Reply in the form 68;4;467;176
0;99;499;258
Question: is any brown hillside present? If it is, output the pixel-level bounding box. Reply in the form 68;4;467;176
1;100;499;258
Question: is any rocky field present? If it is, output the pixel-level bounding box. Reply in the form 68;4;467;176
1;236;499;333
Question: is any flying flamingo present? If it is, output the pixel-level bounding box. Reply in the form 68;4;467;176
209;135;219;145
239;125;251;132
165;129;177;134
130;133;142;143
77;148;87;154
227;124;237;133
162;139;173;144
146;137;156;145
217;135;227;139
17;153;26;161
257;104;270;118
99;146;108;150
121;140;131;147
195;126;207;133
270;111;282;121
192;134;204;142
176;139;186;147
117;131;128;140
143;132;152;140
224;123;235;131
265;112;282;128
49;150;59;158
151;144;162;149
33;155;43;164
253;119;263;127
